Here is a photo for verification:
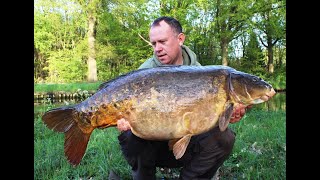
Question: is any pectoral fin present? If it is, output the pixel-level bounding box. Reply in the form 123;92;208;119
218;103;234;132
172;134;192;159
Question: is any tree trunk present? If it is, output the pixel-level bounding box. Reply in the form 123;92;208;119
267;37;274;73
221;39;228;66
87;8;97;82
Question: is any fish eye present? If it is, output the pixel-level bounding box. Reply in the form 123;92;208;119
252;77;260;82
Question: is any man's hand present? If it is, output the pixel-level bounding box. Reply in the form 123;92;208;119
229;104;252;123
117;118;131;132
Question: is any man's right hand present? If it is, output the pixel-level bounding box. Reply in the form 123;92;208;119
117;118;131;132
229;104;252;123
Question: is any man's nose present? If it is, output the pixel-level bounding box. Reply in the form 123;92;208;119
154;43;163;52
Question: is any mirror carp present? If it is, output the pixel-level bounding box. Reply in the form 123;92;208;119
42;65;276;166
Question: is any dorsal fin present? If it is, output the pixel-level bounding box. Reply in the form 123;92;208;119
97;65;182;91
97;69;145;90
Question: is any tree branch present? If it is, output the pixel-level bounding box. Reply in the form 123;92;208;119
138;33;152;46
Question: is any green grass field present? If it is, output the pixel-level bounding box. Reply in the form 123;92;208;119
34;104;285;180
34;82;102;93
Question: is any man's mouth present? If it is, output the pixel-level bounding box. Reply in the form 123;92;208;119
157;54;166;58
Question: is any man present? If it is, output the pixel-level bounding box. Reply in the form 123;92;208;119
112;16;247;180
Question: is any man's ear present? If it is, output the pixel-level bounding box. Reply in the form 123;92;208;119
178;33;185;46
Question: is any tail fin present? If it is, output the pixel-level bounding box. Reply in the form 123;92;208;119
42;106;92;166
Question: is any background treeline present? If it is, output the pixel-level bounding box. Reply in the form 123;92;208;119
34;0;286;89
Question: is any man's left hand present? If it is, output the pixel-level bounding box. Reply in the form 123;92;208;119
229;104;252;123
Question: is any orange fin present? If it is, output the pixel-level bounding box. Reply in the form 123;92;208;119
42;106;93;166
42;106;76;132
64;124;92;166
218;103;234;132
173;134;192;159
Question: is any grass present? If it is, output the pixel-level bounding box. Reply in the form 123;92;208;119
221;109;286;179
34;102;286;180
34;82;103;93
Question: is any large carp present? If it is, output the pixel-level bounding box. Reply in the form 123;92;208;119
42;65;276;166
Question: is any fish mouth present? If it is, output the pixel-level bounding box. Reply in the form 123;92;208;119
252;88;276;104
266;88;276;99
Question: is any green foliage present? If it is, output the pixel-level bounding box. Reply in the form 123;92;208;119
34;0;286;84
45;49;87;83
95;42;118;81
34;0;88;83
34;14;56;53
265;66;286;90
239;32;266;77
92;1;154;80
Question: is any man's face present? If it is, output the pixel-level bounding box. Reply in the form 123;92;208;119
149;21;185;65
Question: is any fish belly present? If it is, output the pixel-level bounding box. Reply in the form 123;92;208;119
129;92;227;141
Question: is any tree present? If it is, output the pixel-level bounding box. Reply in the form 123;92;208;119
77;0;100;82
213;0;253;66
34;0;88;83
253;0;286;73
242;32;265;76
34;0;286;84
